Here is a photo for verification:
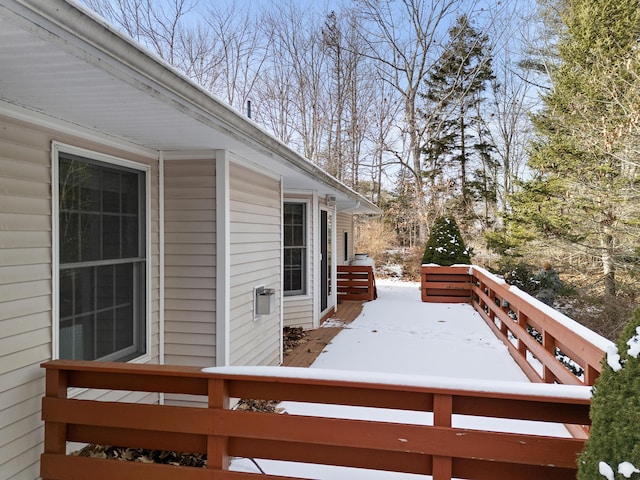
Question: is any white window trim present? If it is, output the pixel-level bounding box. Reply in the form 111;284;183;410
51;141;152;364
282;198;312;299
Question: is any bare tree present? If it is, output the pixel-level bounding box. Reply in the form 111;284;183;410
352;0;464;235
83;0;198;65
203;1;270;111
321;8;379;187
252;49;296;145
259;2;330;161
178;23;222;92
321;11;345;180
485;3;538;215
366;79;403;203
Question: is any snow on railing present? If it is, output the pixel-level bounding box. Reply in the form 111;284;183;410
41;361;589;480
421;264;614;389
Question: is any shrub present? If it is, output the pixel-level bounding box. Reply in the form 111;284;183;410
421;216;472;266
354;217;396;267
496;261;539;295
577;309;640;479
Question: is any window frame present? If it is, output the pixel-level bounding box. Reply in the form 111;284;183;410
52;142;151;363
283;200;309;297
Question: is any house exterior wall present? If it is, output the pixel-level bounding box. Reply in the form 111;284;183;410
0;114;161;480
228;162;281;366
163;159;216;368
283;194;314;330
336;211;354;266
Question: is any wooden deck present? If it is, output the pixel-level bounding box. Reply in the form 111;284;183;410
282;301;364;367
421;265;609;387
39;271;604;480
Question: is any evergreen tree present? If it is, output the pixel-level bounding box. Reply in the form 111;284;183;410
422;216;472;265
420;14;496;222
578;309;640;479
509;0;640;297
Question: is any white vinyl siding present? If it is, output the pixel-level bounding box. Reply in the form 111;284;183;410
282;297;314;329
163;159;216;368
0;115;160;480
336;211;354;265
228;163;281;366
0;118;53;480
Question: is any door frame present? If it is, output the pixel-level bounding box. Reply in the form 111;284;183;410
318;206;336;320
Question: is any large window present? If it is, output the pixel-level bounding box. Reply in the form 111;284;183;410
57;150;147;362
283;202;306;296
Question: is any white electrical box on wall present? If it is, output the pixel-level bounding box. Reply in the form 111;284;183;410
254;285;276;318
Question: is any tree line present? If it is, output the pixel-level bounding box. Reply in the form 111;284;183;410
82;0;533;234
82;0;640;299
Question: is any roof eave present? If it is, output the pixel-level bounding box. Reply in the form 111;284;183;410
5;0;380;214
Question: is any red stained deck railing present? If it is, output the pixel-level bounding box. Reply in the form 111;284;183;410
421;265;612;389
41;361;590;480
337;265;377;301
421;265;473;303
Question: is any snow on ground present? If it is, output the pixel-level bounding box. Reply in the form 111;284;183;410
313;279;529;381
228;278;577;479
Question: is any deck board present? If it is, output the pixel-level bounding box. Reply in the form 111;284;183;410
282;301;364;368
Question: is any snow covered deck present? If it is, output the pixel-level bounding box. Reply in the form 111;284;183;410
314;279;532;381
40;273;610;480
228;279;591;478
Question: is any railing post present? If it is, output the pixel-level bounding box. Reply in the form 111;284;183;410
433;393;453;480
44;368;68;453
517;312;528;357
543;331;556;383
478;280;488;319
420;266;426;301
208;378;230;471
42;367;68;480
486;288;495;321
367;266;375;301
585;364;599;386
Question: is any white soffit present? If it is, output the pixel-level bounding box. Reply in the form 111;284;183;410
0;1;380;214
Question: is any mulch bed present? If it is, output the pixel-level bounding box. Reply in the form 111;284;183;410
74;398;285;468
74;444;207;467
283;326;308;354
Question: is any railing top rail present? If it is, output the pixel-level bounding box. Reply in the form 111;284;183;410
41;359;205;376
41;361;591;403
338;265;373;270
421;264;473;273
469;265;614;353
204;366;592;402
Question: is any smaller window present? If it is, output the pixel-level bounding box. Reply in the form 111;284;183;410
283;202;306;296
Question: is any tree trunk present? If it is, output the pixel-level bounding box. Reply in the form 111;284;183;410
601;229;616;297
